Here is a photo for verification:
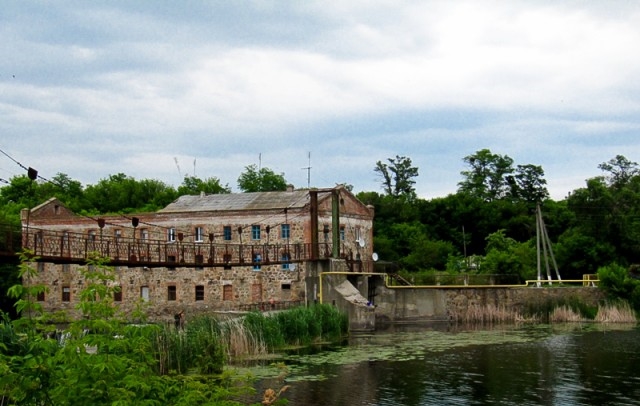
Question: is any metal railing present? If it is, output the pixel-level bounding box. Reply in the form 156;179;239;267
21;227;343;268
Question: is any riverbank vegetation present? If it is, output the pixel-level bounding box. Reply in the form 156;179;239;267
452;299;636;324
360;153;640;313
0;253;347;405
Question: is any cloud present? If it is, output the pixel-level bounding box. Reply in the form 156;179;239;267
1;1;639;200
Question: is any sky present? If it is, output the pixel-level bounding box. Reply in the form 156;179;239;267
1;1;639;201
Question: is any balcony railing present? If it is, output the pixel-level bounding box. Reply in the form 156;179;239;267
21;227;340;268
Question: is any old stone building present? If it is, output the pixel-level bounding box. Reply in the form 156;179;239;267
21;186;375;323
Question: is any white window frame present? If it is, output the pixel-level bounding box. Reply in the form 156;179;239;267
195;226;204;242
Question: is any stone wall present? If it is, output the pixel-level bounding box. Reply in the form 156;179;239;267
372;277;607;322
31;261;306;324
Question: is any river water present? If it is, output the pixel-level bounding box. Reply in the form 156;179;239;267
245;323;640;405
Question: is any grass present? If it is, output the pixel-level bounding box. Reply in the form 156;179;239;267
151;304;349;374
453;300;637;324
594;301;637;323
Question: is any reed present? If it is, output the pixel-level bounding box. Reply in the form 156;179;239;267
456;300;638;324
594;301;637;323
549;305;584;322
148;304;348;374
523;296;598;321
459;304;524;323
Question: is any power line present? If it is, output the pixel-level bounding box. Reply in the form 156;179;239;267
0;147;29;172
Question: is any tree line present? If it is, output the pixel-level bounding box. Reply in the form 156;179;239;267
2;150;640;311
362;152;640;281
0;164;288;222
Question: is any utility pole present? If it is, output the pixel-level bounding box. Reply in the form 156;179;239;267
536;203;561;286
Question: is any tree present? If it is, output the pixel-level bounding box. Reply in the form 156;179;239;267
481;230;536;282
36;173;87;212
0;175;39;218
84;173;178;213
237;164;288;192
178;175;230;196
510;164;549;203
374;155;419;198
597;263;640;312
598;155;639;188
458;149;514;201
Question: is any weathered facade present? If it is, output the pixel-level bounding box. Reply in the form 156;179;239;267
21;186;375;323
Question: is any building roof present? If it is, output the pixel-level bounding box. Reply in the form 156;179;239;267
158;190;325;213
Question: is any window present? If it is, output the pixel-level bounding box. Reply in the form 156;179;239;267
252;225;261;240
223;284;233;301
340;226;345;241
195;226;204;242
223;226;232;241
195;254;204;270
114;229;122;241
281;252;290;270
140;286;149;302
37;291;45;302
281;283;291;300
168;228;176;242
281;224;290;240
114;287;122;302
167;286;177;301
195;285;205;301
253;252;262;270
140;228;149;240
88;230;96;242
37;263;44;273
62;264;70;272
62;286;71;302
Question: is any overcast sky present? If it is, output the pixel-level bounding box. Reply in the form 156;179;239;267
1;1;639;200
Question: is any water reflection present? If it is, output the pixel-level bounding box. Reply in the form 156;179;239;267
248;323;640;405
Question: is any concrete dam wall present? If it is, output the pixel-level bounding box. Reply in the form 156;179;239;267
319;273;607;330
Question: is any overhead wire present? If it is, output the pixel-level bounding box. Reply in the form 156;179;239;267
1;147;352;245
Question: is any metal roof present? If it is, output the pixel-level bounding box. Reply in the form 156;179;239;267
158;190;324;213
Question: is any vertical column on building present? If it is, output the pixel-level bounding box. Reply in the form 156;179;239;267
332;188;340;259
310;189;319;260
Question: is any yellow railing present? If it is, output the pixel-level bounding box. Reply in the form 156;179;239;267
385;276;600;289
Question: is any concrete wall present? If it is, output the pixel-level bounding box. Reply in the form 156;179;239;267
319;270;375;331
371;275;607;322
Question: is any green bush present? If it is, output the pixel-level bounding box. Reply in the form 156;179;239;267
598;263;640;312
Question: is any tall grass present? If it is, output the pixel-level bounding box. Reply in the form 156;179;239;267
594;301;637;323
150;304;348;374
454;300;637;324
456;304;530;324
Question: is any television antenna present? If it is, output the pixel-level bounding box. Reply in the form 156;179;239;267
302;152;311;188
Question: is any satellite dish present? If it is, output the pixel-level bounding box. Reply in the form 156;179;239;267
372;252;379;261
358;238;366;248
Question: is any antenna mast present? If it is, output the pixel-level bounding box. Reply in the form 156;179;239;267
302;152;311;188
